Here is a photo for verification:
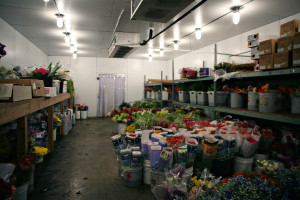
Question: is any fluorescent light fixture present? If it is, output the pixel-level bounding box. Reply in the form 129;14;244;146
174;40;179;50
160;49;164;57
231;6;241;25
73;52;77;59
44;0;50;2
149;55;152;62
55;13;64;28
195;28;201;40
148;47;153;55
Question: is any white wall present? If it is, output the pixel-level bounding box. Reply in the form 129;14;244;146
0;18;48;68
48;56;168;117
167;13;300;80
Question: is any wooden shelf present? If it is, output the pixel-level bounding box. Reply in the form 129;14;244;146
215;106;300;125
0;93;70;125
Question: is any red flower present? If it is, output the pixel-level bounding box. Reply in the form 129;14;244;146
34;68;49;75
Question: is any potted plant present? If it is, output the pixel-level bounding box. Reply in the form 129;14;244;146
31;62;62;87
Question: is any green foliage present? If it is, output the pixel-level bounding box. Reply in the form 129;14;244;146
118;102;131;110
48;62;62;77
67;79;75;106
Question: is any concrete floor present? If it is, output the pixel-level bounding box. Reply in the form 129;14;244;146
29;118;155;200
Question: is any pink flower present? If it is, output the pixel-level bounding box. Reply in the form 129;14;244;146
34;68;49;75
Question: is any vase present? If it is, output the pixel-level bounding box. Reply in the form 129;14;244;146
39;76;52;87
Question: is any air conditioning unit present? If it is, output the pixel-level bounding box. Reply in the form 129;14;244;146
131;0;194;23
108;32;140;58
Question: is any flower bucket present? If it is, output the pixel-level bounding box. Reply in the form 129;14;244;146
233;157;253;173
259;90;277;113
80;111;88;119
143;160;151;185
189;91;197;104
52;80;60;95
241;136;259;158
196;91;208;105
13;183;28;200
230;92;244;108
75;110;80;119
121;166;143;187
155;92;161;100
151;91;156;99
178;91;190;103
291;96;300;114
162;91;168;100
146;91;151;99
248;91;258;111
207;91;228;106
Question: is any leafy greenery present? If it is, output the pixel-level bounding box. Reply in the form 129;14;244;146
67;79;75;106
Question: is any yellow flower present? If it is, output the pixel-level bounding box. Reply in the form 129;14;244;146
191;176;197;182
195;180;201;186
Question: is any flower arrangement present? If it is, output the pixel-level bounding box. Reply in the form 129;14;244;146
257;160;280;178
288;86;300;96
124;124;135;133
222;84;232;94
258;83;269;93
31;62;62;79
0;65;22;79
55;67;71;80
31;146;48;156
34;68;49;76
0;43;7;60
234;86;247;94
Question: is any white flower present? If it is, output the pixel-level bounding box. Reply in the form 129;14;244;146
268;167;274;171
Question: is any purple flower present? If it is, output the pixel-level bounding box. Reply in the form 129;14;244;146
0;49;7;56
0;43;6;48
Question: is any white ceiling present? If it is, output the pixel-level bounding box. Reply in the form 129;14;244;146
0;0;300;60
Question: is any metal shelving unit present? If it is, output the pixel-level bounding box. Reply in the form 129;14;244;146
170;43;300;126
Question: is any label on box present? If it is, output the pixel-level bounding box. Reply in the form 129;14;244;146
260;65;266;70
278;48;284;52
294;44;300;49
274;64;281;68
294;60;300;65
259;51;264;55
281;33;287;37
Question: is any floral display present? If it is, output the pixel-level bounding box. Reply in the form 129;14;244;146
257;160;280;178
0;178;15;200
288;86;300;96
31;146;48;156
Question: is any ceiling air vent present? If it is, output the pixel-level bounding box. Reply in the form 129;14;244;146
108;32;140;58
131;0;194;23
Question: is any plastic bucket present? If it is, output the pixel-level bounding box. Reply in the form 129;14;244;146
162;91;169;100
253;154;269;166
233;156;253;173
178;91;190;103
81;111;88;119
53;128;57;141
75;111;81;119
122;166;143;187
143;160;151;185
259;90;277;113
207;91;228;106
13;183;28;200
248;91;258;111
155;92;161;100
52;80;61;95
291;96;300;114
196;91;208;105
36;156;43;164
230;92;243;108
189;91;197;104
117;123;127;135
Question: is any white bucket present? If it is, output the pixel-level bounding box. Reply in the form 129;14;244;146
253;154;269;166
196;91;208;105
230;92;243;108
162;91;168;100
248;91;258;111
52;80;60;95
122;166;143;187
53;128;57;141
291;96;300;114
207;91;228;106
118;123;127;135
75;111;81;120
13;183;28;200
146;91;151;99
233;156;253;173
81;111;88;119
259;90;277;113
178;91;190;103
151;91;156;99
62;81;67;93
143;160;151;185
155;92;161;100
189;91;197;104
36;156;43;164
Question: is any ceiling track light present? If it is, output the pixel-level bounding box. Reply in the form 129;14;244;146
148;47;153;55
43;0;50;2
63;32;71;44
148;55;152;62
73;51;77;60
195;28;202;40
230;6;241;25
173;40;179;50
55;13;64;28
160;49;164;57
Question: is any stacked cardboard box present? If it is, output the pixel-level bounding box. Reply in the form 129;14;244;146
247;33;278;71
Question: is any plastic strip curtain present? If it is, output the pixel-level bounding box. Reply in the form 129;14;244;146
97;74;125;117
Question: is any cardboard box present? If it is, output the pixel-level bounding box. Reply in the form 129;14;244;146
280;19;299;37
293;48;300;67
259;54;273;70
248;34;279;48
277;36;294;52
0;84;32;101
293;32;300;49
181;68;197;78
251;46;259;60
197;68;212;77
259;39;277;55
273;52;292;69
0;79;45;97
